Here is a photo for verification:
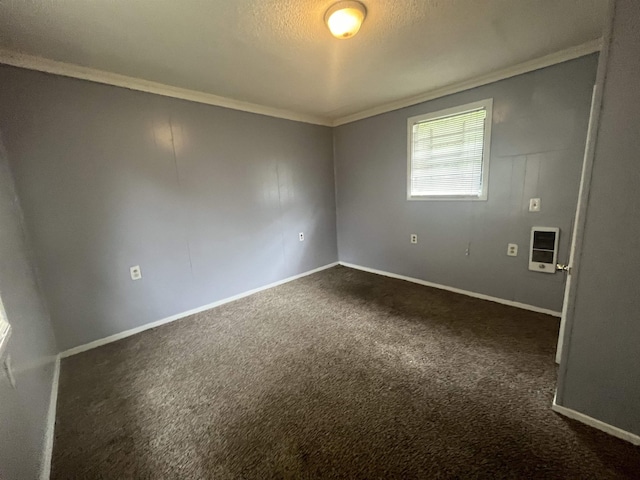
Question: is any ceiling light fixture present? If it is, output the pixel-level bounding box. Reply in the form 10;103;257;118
325;1;367;39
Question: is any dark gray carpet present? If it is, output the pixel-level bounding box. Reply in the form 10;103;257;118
52;266;640;479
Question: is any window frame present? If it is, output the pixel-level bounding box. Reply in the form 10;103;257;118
406;98;493;201
0;297;10;359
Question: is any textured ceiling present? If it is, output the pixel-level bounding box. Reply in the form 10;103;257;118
0;0;607;123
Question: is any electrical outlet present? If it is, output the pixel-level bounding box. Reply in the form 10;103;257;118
410;234;418;244
529;198;541;212
130;265;142;280
507;243;518;256
299;232;304;242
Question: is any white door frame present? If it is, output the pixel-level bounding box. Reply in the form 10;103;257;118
555;0;615;364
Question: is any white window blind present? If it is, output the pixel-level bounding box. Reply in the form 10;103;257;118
0;297;10;357
408;100;492;199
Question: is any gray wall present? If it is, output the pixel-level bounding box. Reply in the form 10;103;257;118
0;66;338;351
557;0;640;436
334;55;598;312
0;136;58;478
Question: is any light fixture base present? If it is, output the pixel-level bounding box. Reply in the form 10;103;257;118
325;1;367;39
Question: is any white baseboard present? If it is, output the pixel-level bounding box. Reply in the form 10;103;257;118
60;262;339;358
40;354;60;480
552;398;640;446
339;262;562;317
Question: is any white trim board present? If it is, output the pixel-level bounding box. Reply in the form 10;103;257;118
332;39;602;126
60;262;339;358
0;48;332;127
339;262;561;317
40;354;60;480
0;40;600;128
552;398;640;446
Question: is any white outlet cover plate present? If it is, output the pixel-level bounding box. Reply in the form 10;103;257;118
130;265;142;280
299;232;304;241
507;243;518;256
529;198;541;212
410;234;418;244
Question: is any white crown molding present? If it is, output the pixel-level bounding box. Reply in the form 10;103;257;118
339;262;562;317
0;39;601;129
0;48;333;127
331;38;603;126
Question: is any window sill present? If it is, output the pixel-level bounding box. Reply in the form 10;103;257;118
407;195;487;202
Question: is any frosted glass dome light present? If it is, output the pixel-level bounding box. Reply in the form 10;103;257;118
325;1;367;39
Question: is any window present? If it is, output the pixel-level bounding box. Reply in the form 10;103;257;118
407;99;493;200
0;297;10;358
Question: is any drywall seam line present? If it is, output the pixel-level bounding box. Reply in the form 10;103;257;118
331;129;341;259
339;262;562;317
167;115;195;277
39;354;60;480
60;262;339;358
274;159;288;272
